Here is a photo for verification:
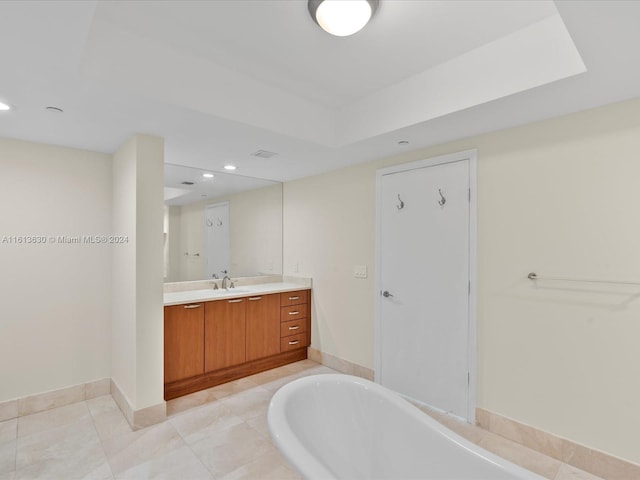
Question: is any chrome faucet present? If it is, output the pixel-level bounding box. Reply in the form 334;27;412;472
222;275;231;290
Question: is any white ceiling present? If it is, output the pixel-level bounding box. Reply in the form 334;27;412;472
164;163;279;206
1;0;639;186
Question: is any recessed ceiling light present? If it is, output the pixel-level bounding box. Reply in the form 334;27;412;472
202;173;214;178
0;101;13;111
224;165;237;171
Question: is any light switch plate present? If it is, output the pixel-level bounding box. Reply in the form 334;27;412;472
354;265;368;278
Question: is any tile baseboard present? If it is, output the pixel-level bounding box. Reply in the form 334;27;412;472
0;378;165;431
110;378;134;426
110;379;166;430
476;407;640;480
0;378;111;421
307;347;374;380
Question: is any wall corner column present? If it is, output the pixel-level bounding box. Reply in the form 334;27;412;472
111;134;165;426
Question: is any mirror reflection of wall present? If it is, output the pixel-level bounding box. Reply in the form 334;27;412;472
163;164;283;282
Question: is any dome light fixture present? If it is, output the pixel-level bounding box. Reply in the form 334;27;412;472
308;0;379;37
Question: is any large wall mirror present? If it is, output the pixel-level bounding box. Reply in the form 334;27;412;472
164;164;282;282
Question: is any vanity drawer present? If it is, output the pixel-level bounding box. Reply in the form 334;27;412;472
281;318;307;337
281;332;309;352
280;303;307;322
280;290;309;307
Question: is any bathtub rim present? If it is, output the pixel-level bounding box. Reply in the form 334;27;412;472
268;373;546;480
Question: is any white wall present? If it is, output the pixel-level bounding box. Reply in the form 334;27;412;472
0;137;112;401
111;134;164;411
134;135;164;410
283;97;640;464
111;137;137;406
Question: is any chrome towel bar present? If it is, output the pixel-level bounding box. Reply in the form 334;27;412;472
527;272;640;286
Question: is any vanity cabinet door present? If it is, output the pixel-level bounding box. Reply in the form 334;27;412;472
204;298;246;371
164;304;204;383
246;293;280;361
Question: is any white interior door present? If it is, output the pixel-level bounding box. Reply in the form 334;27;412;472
205;202;230;279
377;153;475;420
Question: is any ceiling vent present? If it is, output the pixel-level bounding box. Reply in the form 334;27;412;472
251;149;278;159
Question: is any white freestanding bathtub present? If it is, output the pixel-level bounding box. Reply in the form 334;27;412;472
268;374;545;480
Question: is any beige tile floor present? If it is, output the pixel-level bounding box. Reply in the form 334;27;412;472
0;360;603;480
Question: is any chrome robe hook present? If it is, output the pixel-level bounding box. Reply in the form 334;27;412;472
397;194;405;210
438;189;446;207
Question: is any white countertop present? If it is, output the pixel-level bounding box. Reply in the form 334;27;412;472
164;282;310;306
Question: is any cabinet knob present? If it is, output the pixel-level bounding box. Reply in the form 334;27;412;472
249;296;262;301
288;326;300;330
228;299;243;303
288;311;300;315
183;304;201;309
288;296;300;300
288;340;300;345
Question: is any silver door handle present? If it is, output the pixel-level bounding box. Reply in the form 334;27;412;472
382;291;394;298
183;304;201;309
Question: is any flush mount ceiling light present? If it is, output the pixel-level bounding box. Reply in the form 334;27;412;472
308;0;379;37
202;173;214;178
223;165;237;171
0;101;13;111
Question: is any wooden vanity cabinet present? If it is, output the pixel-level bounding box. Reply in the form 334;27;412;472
204;297;246;371
245;294;281;361
164;303;204;383
164;288;311;400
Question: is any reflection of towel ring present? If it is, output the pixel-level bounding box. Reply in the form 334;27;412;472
206;218;213;227
216;218;223;227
